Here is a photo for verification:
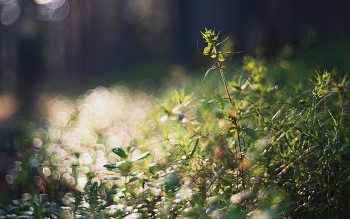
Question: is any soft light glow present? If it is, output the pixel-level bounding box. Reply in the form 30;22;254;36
33;176;42;186
1;2;20;25
80;153;93;165
160;115;168;123
78;104;92;120
6;175;13;184
0;94;17;125
43;167;51;176
77;174;87;187
33;85;156;191
34;0;53;4
121;0;148;24
46;0;65;9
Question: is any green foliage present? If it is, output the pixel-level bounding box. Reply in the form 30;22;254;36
200;28;249;103
1;29;350;219
0;194;59;218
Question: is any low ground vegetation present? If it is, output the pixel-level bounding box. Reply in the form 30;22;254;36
1;30;350;219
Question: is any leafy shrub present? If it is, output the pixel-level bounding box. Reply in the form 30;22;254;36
1;29;350;219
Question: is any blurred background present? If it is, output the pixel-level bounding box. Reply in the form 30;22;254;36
0;0;350;118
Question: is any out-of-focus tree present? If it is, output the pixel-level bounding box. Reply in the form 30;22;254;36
0;0;349;115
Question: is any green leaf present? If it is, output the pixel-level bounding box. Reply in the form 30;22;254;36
112;147;128;159
197;40;207;55
189;138;199;158
294;168;301;178
257;159;278;177
325;144;336;154
206;204;220;214
201;67;217;88
285;182;295;187
104;176;120;180
131;152;150;162
192;194;205;206
103;164;117;169
218;53;225;62
175;89;180;104
278;143;283;154
7;207;16;214
149;163;157;175
221;65;255;88
118;161;133;175
32;213;41;219
213;31;220;41
242;127;258;142
127;176;141;184
129;145;144;154
219;51;233;55
206;165;227;192
222;176;234;184
328;110;337;125
104;160;128;170
203;46;212;54
216;37;229;46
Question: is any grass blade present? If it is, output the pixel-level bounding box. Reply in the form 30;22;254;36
205;165;227;192
131;152;150;162
112;147;128;159
221;65;255;88
201;67;217;88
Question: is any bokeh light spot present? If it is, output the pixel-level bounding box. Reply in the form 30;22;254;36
78;104;92;120
14;161;22;171
6;175;13;184
121;0;147;24
34;0;53;4
80;153;93;165
50;0;69;21
46;0;65;10
0;94;17;125
43;167;51;177
77;173;87;187
33;138;43;148
1;2;20;25
33;175;42;186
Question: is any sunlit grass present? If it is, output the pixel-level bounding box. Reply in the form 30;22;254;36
34;85;162;193
1;30;350;218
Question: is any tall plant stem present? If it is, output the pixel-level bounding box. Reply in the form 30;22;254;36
219;66;232;103
334;91;343;214
234;140;238;192
234;117;244;191
181;105;195;135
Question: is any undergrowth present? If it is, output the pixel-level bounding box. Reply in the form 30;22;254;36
1;29;349;219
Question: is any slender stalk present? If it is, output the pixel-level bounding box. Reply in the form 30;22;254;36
234;140;238;192
234;117;244;191
181;105;195;135
334;91;343;214
218;65;232;103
